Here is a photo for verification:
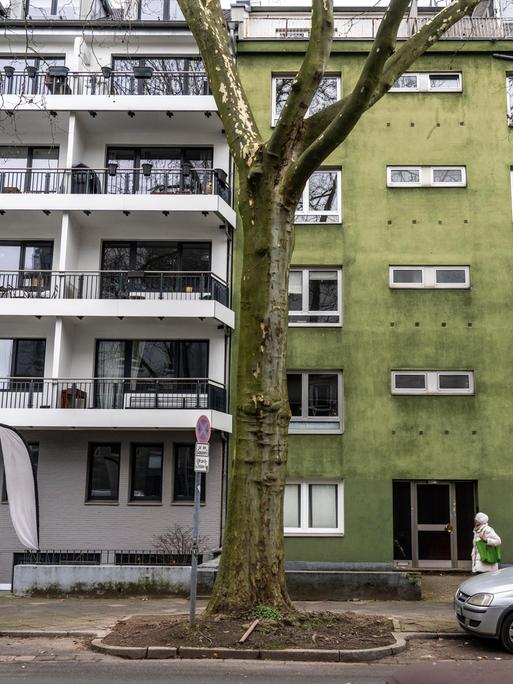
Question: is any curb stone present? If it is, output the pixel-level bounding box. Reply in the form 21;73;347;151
90;631;408;662
0;629;102;638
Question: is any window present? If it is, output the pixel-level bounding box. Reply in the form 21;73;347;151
295;170;342;223
25;0;79;19
173;444;205;502
86;443;120;502
284;481;344;535
0;339;46;379
138;0;184;20
0;56;66;95
102;241;210;271
288;268;341;325
390;72;462;93
1;442;38;503
387;166;466;188
130;444;163;501
391;371;474;395
287;372;342;433
111;57;207;96
389;266;470;289
272;74;340;126
0;146;59;193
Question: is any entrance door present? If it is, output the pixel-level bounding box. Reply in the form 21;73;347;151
415;482;455;568
393;480;475;569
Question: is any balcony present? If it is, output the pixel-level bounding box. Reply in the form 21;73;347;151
0;378;232;431
0;168;235;224
0;271;234;326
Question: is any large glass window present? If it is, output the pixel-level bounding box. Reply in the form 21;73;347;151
0;339;46;378
25;0;79;19
130;444;163;502
101;241;210;271
111;57;207;95
284;481;343;535
295;170;341;223
173;444;205;502
86;443;121;501
390;72;462;93
138;0;184;20
0;241;53;293
0;146;59;193
2;442;38;503
287;372;342;433
272;75;340;125
105;146;213;195
0;56;66;95
288;268;341;325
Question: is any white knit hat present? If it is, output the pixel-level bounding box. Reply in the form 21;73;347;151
475;512;489;525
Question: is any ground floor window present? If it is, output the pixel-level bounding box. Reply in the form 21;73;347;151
173;444;205;503
86;443;121;502
287;371;343;433
284;481;344;535
1;442;39;503
129;444;163;502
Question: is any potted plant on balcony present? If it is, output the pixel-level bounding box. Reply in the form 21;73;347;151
101;65;112;79
133;65;154;79
3;66;14;78
141;161;153;177
107;162;118;176
25;65;37;78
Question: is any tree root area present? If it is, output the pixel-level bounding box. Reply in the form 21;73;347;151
102;612;394;650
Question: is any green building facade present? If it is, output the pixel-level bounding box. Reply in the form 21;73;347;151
230;3;513;570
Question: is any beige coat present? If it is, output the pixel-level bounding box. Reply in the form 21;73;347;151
472;523;501;573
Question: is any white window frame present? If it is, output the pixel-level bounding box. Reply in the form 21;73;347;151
289;267;342;326
390;72;462;93
507;76;513;126
288;370;343;434
387;166;466;188
271;73;341;127
391;370;475;395
295;169;342;223
284;480;344;536
389;266;470;289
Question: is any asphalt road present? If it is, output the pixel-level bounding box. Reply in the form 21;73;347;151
0;660;400;683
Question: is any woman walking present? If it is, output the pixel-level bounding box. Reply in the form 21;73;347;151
472;512;501;573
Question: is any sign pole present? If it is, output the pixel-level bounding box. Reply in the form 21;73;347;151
190;414;211;626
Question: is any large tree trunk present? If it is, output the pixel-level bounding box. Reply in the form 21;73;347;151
207;173;296;615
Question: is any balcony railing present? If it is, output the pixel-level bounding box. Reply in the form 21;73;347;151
0;378;227;412
241;16;513;41
0;168;230;203
0;271;229;306
0;71;210;96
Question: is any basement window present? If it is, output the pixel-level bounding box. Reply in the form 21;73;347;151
272;74;341;126
389;266;470;289
287;371;343;433
288;268;342;325
284;481;344;535
391;371;475;395
390;72;462;92
387;166;466;188
295;169;342;223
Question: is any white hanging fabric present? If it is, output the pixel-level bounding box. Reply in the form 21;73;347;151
0;425;39;550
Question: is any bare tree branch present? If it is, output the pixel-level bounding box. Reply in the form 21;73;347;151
177;0;262;169
286;0;412;193
266;0;334;160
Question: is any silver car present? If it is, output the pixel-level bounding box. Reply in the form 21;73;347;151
454;566;513;652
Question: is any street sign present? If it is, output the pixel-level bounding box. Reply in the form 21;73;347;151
195;442;210;472
195;414;211;444
195;443;210;457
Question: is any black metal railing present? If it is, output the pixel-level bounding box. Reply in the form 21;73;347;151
0;378;227;411
0;71;210;96
13;550;199;567
0;168;230;202
0;271;229;306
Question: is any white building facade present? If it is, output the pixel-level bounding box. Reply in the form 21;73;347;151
0;0;234;588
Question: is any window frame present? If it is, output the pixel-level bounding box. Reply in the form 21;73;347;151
129;443;164;503
287;370;343;434
390;71;462;93
295;169;342;224
284;480;344;536
389;265;470;289
173;443;206;503
288;267;342;326
0;338;46;379
391;370;475;395
86;442;121;502
387;166;466;188
271;73;341;127
25;0;79;19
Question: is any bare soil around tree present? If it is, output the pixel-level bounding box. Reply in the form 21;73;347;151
102;612;395;650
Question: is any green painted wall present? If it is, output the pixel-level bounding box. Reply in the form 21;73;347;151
232;40;513;564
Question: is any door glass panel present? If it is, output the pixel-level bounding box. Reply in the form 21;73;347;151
456;481;476;561
417;483;450;524
136;243;180;271
181;243;210;271
0;244;21;270
23;244;53;271
13;339;46;377
393;481;412;561
418;531;451;561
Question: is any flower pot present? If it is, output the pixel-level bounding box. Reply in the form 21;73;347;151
3;66;14;78
47;66;69;77
25;65;37;78
133;66;154;79
101;66;112;78
141;162;153;177
107;162;118;177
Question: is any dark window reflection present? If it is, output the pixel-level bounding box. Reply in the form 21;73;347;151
173;444;205;502
130;444;163;501
87;443;120;501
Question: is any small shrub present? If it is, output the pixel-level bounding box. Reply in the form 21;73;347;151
253;604;283;621
152;524;209;555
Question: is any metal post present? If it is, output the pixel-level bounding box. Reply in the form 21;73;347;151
189;470;202;625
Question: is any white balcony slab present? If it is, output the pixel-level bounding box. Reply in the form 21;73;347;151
0;298;234;327
0;193;236;227
0;408;232;432
0;94;218;113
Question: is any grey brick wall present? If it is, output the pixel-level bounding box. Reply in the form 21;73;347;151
0;429;225;585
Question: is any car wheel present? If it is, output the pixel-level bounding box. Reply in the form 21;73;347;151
499;612;513;654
